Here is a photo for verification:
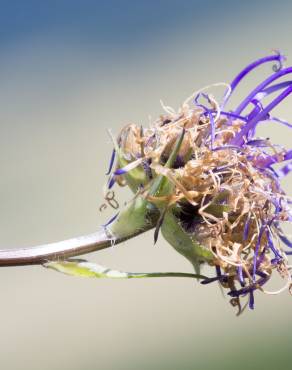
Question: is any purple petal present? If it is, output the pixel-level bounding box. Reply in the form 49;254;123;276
108;175;116;189
105;149;116;175
208;111;215;150
232;85;292;146
194;92;210;107
114;168;127;175
277;162;292;178
193;93;217;150
284;150;292;161
254;80;292;101
237;266;245;287
219;110;247;121
102;212;119;227
228;275;269;298
249;291;255;309
256;270;269;279
252;226;266;282
201;274;228;285
234;66;292;115
258;149;292;168
268;116;292;129
274;222;292;248
213;145;242;152
114;158;143;176
246;139;270;147
222;52;285;108
267;228;282;258
243;214;251;241
246;100;263;121
215;265;222;277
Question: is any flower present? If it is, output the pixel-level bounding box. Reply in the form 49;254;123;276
105;51;292;313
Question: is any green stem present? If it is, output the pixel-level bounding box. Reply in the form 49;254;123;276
125;272;208;279
0;227;153;267
0;196;157;267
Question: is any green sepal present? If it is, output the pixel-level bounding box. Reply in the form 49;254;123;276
161;206;213;273
148;128;185;201
204;190;230;217
117;150;149;193
107;196;157;240
204;203;230;218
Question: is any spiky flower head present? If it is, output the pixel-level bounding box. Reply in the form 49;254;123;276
106;52;292;313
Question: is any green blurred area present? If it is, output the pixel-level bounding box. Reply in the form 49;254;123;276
0;2;291;370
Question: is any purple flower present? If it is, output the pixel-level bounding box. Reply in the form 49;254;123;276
108;51;292;313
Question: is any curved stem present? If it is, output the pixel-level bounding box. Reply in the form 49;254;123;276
0;226;153;267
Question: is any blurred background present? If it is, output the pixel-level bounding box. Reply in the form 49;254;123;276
0;1;291;369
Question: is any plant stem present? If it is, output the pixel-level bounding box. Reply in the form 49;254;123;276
0;227;152;267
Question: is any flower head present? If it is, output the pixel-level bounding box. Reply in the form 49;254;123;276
106;51;292;313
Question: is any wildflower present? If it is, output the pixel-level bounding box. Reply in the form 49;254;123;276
105;51;292;313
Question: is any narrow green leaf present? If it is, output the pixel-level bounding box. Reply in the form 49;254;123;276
44;259;208;280
149;128;185;197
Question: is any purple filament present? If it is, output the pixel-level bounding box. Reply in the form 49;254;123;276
252;226;266;282
243;214;251;241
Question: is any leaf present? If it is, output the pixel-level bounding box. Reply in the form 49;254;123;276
44;259;208;280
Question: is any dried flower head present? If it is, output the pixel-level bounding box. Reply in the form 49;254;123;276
106;52;292;313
